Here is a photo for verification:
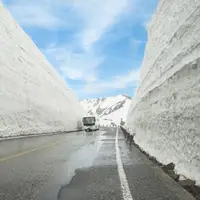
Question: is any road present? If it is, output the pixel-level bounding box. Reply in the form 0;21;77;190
0;128;194;200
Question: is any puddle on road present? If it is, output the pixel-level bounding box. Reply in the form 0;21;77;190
56;130;129;200
60;131;106;186
36;131;106;200
57;130;118;200
57;129;132;200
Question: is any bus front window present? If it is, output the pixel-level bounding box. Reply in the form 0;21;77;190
82;117;96;126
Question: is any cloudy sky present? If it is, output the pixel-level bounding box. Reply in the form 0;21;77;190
2;0;158;99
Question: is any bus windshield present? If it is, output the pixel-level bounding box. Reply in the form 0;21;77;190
82;117;96;126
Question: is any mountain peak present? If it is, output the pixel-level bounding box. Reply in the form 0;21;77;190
80;95;131;126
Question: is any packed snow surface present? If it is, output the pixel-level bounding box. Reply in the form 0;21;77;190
81;95;131;126
0;4;83;137
126;0;200;184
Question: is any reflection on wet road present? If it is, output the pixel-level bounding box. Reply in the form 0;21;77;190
0;128;194;200
0;130;102;200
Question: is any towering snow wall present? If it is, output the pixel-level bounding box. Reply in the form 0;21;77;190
126;0;200;183
0;4;84;137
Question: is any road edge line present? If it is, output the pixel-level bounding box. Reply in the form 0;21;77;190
115;127;134;200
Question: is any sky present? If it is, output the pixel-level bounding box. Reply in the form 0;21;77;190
2;0;159;100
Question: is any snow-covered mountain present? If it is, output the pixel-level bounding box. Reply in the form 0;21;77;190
81;95;131;126
126;0;200;184
0;4;83;137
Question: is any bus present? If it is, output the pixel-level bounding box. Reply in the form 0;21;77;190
82;116;100;131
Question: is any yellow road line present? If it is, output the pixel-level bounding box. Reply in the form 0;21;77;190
0;141;61;163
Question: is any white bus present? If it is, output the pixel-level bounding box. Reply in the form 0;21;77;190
82;116;100;131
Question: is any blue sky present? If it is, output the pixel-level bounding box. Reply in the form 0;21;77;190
2;0;158;100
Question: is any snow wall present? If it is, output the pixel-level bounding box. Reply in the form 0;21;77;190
0;4;84;137
126;0;200;184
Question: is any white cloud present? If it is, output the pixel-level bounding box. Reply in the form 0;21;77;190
83;69;140;94
5;0;132;48
3;0;157;97
9;4;64;29
74;0;131;50
45;45;104;82
4;0;72;29
45;43;140;95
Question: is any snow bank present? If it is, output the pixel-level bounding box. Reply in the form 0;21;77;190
0;4;84;137
126;0;200;184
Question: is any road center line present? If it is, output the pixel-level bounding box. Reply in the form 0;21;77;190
0;141;60;163
115;127;133;200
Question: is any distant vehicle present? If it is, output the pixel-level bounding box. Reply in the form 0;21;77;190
82;116;100;131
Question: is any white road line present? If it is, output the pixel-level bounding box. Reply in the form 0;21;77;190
115;127;133;200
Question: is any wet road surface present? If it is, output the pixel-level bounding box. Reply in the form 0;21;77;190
0;128;194;200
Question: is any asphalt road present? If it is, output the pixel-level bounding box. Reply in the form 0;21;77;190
0;128;194;200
